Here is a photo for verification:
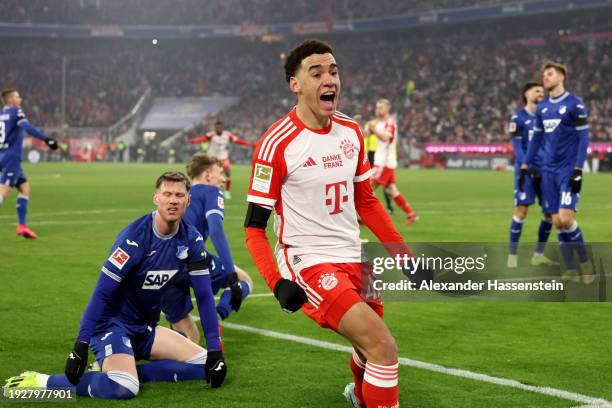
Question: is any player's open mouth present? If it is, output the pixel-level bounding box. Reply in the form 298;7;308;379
320;92;336;103
168;207;178;215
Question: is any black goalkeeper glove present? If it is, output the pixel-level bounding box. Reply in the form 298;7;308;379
274;279;307;313
225;272;243;312
518;167;529;192
205;350;227;388
64;341;88;385
45;138;59;150
570;169;583;194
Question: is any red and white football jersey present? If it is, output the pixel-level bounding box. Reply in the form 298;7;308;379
206;130;237;160
373;117;398;169
247;108;371;275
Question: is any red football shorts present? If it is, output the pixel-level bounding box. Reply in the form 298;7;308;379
220;158;231;172
371;166;396;187
297;262;383;331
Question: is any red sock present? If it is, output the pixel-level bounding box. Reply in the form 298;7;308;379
393;194;414;217
363;362;399;408
350;351;366;405
225;179;231;192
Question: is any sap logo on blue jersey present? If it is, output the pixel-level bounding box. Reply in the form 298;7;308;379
176;246;189;260
543;119;561;133
142;269;178;290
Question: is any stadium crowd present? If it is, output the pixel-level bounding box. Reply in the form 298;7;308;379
1;13;610;145
3;0;521;25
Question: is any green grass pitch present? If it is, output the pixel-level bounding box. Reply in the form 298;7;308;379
0;163;611;407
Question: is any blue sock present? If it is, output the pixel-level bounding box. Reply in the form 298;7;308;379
558;231;576;270
48;371;138;399
565;222;588;263
16;195;28;225
535;218;553;254
136;359;206;383
216;280;251;320
508;216;524;255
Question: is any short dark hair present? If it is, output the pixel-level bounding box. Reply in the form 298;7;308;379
1;88;17;103
521;82;542;105
541;60;568;80
284;39;333;83
214;120;223;126
186;154;220;180
155;171;191;191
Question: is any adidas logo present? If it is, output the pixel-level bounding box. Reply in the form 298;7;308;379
303;157;317;167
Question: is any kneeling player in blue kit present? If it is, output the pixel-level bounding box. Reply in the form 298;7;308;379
4;172;226;399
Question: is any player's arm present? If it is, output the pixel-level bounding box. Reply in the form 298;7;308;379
187;242;226;388
229;132;256;147
16;109;58;149
187;133;212;145
508;115;525;165
65;237;143;384
204;190;243;310
570;101;590;193
370;121;393;142
244;137;307;313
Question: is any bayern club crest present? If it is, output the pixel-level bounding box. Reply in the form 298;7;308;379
340;139;355;159
318;272;339;291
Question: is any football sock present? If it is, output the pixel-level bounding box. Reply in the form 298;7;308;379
216;280;251;319
16;194;28;225
350;350;366;405
384;192;393;212
362;361;399;408
557;231;576;270
508;215;524;255
534;218;553;255
393;194;414;216
48;371;139;399
565;221;588;263
136;358;206;383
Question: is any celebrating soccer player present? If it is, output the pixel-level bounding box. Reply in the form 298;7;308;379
0;88;58;238
506;82;556;268
244;40;408;408
188;120;256;199
521;61;592;284
368;99;416;225
161;154;253;343
4;172;226;399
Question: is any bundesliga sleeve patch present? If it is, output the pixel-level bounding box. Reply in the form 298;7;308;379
108;247;130;270
252;163;273;193
217;195;225;209
508;122;517;133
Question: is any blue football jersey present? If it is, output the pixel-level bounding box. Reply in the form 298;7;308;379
533;92;589;171
509;108;543;169
0;107;28;159
95;212;207;334
184;184;225;243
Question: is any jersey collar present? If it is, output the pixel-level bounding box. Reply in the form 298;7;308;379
290;107;332;135
151;211;178;240
523;108;536;117
548;91;569;104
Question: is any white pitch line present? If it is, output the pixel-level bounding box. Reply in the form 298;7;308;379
215;321;611;407
0;208;142;220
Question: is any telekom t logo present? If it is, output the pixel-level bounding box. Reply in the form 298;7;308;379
325;181;349;215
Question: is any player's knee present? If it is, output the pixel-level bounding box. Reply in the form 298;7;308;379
558;216;575;230
106;371;139;399
514;206;527;220
368;334;398;365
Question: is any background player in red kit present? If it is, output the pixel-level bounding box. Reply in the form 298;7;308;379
368;99;417;225
189;120;255;199
244;39;408;408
